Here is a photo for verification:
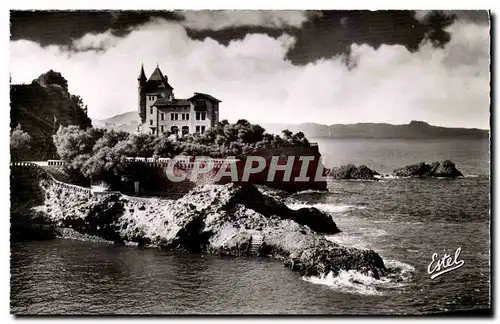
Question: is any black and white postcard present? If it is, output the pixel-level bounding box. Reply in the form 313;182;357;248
9;9;491;316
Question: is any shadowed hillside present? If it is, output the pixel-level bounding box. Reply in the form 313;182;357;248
10;70;93;160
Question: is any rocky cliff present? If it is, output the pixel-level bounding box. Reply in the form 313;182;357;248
27;176;386;279
10;70;92;160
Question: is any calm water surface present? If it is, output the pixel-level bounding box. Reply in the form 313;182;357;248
11;138;490;315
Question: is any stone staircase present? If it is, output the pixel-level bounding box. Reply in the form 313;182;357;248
249;231;263;256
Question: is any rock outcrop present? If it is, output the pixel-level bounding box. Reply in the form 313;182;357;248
10;70;92;160
10;164;59;241
393;160;463;178
34;180;387;279
327;164;380;180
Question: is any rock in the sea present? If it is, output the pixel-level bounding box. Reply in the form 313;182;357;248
393;160;463;178
429;160;464;177
262;221;386;278
38;181;386;279
327;164;380;180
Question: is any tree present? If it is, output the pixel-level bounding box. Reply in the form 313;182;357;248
53;125;105;171
282;129;293;141
51;120;314;187
10;124;32;161
11;70;93;160
70;94;92;129
152;136;175;157
33;70;68;92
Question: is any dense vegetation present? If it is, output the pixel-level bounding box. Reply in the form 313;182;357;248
10;70;313;188
53;119;311;185
10;70;92;161
10;125;32;161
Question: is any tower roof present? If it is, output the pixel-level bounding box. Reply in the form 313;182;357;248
137;64;146;81
146;65;173;89
148;66;165;82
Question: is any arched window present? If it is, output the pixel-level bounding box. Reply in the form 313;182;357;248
171;126;179;134
182;126;189;136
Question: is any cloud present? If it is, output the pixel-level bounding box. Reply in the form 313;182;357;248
72;31;122;51
10;17;490;129
176;10;321;30
414;10;490;25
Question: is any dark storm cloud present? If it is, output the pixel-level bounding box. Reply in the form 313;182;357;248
10;10;467;65
185;10;459;65
9;10;182;47
414;10;490;25
10;9;490;128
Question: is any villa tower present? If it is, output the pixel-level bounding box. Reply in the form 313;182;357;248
137;64;221;136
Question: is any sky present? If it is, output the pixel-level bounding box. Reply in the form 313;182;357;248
9;10;490;128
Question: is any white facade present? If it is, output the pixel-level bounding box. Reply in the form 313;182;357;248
138;64;220;136
144;98;218;136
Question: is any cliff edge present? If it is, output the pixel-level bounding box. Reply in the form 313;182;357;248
30;177;386;279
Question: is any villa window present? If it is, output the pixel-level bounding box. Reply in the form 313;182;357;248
161;125;164;133
161;113;164;121
150;107;153;115
196;100;207;110
149;119;153;126
196;112;206;120
171;113;179;121
196;126;200;133
201;126;206;134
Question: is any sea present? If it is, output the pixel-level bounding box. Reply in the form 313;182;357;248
10;138;491;315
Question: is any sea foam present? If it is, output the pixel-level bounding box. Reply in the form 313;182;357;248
286;202;365;214
302;269;407;296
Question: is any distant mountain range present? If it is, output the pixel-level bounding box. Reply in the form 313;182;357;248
258;120;489;139
93;111;489;139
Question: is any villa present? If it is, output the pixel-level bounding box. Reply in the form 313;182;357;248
137;64;221;136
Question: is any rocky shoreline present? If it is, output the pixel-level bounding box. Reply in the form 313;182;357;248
326;160;463;180
11;167;389;280
10;159;465;279
38;181;386;278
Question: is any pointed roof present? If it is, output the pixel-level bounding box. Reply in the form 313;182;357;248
137;64;146;81
148;65;165;82
147;65;173;89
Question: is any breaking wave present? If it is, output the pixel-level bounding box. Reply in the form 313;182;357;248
286;202;366;214
374;174;398;180
292;189;330;195
303;268;409;296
